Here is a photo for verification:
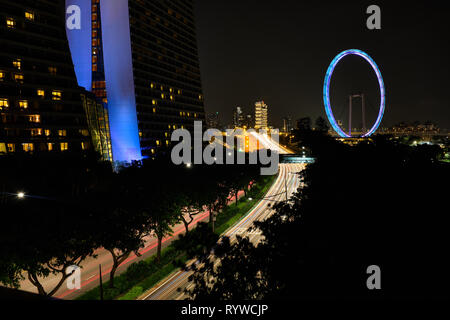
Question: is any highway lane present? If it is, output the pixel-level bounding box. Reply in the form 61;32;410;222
142;163;305;300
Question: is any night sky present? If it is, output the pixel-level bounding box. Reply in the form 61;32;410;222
194;0;450;130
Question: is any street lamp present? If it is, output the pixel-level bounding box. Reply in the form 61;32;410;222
17;192;25;199
186;163;192;168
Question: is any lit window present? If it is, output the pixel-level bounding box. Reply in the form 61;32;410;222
0;143;6;154
47;143;53;151
44;129;51;136
150;83;155;89
19;100;28;109
7;143;15;152
22;143;34;152
152;100;157;105
25;11;35;21
156;140;160;146
14;74;24;84
153;108;156;113
48;67;57;75
80;129;89;136
29;115;40;123
52;91;62;101
179;111;182;116
166;140;169;146
58;130;67;137
194;113;197;118
199;94;203;100
139;131;143;138
160;85;164;91
0;71;5;80
0;98;9;110
187;112;190;117
81;142;88;150
178;89;182;95
173;125;176;129
151;149;155;154
31;128;42;136
170;88;173;93
6;18;15;28
13;59;21;70
170;95;174;101
60;142;68;151
165;132;168;137
161;93;165;99
37;89;45;97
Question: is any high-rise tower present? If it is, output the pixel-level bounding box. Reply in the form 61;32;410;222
254;101;268;129
0;0;93;155
66;0;206;162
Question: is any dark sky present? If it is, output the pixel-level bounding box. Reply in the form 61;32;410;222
193;0;450;130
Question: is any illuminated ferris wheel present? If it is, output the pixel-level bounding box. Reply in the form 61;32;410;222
323;49;386;138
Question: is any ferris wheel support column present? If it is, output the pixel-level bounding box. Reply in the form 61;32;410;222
362;93;366;134
348;95;352;136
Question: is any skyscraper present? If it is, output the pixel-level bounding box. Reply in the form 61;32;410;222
282;117;292;133
0;0;93;156
254;101;268;129
233;106;244;128
66;0;206;162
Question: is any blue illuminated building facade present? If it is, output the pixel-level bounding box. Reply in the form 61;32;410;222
66;0;206;163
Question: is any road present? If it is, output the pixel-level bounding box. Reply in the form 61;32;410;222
17;132;292;299
141;163;305;300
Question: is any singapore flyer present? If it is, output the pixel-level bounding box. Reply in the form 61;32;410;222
323;49;385;138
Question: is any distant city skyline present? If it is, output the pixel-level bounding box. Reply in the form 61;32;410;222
194;1;450;129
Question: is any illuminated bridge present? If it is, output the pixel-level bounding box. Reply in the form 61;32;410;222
280;154;316;164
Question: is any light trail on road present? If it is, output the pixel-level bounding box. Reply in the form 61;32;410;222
142;163;304;300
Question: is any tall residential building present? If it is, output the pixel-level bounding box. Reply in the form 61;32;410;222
254;101;268;129
66;0;206;162
0;0;95;156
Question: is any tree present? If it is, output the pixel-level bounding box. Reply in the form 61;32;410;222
0;152;105;296
150;198;179;263
176;186;206;234
1;197;98;296
315;116;329;133
172;222;219;262
296;117;312;132
95;205;149;288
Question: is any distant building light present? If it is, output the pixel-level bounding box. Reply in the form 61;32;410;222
25;11;35;21
6;18;15;28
